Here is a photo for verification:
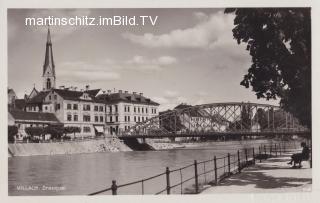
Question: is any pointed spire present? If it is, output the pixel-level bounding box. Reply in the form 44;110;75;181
43;26;56;90
47;26;52;44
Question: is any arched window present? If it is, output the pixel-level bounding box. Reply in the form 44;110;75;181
46;78;51;89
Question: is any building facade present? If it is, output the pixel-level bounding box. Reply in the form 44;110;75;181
8;110;60;141
25;88;106;137
97;90;159;135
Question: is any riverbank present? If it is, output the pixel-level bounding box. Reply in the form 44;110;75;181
8;138;299;157
8;137;132;157
201;155;312;194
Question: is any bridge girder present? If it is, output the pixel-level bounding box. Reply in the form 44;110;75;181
120;102;309;138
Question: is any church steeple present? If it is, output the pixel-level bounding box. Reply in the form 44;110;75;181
42;27;56;91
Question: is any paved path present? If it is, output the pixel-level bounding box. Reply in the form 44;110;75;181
201;156;312;193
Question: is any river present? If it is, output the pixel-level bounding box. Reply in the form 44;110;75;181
8;139;299;195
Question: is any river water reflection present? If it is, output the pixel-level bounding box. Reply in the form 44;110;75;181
8;139;297;195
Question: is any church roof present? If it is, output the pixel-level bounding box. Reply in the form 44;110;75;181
96;92;159;106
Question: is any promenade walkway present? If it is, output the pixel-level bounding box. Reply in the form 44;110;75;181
201;155;312;193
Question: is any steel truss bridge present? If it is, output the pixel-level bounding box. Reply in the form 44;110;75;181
118;102;310;139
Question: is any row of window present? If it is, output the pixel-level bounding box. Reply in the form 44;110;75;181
134;116;148;123
110;105;157;114
48;95;58;101
66;103;104;112
108;105;118;113
107;116;149;123
67;114;104;123
133;106;149;114
27;106;38;111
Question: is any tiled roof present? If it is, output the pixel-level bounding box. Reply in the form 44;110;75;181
26;89;104;104
9;110;60;123
54;89;104;103
174;104;202;117
54;89;83;100
27;91;50;104
96;92;159;106
85;89;101;97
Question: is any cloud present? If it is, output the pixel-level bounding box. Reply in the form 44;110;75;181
164;90;179;98
57;54;177;83
125;55;177;71
122;11;235;49
152;90;189;111
57;60;120;83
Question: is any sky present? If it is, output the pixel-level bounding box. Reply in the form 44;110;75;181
8;8;279;111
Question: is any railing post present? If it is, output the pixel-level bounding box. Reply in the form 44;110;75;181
283;143;286;153
275;143;277;157
194;160;199;194
214;156;218;185
245;148;248;164
264;145;266;157
227;153;231;176
270;145;272;156
166;167;170;195
279;143;282;156
252;147;255;164
237;150;241;173
111;180;117;195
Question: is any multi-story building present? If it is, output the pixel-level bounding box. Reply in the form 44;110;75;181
96;90;159;135
26;88;106;137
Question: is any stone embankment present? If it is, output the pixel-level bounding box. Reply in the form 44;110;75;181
8;137;132;157
145;139;185;150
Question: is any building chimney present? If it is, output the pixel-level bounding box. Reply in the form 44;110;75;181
119;90;122;93
139;93;143;96
102;90;106;94
125;91;128;94
133;92;137;95
107;90;112;94
85;85;90;91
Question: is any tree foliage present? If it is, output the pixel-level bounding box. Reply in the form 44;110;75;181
44;125;64;139
255;108;268;129
25;127;44;137
225;8;311;127
64;126;81;134
159;111;184;132
8;125;18;143
241;104;252;129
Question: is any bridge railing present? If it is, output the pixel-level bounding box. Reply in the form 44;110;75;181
88;142;306;195
120;127;310;137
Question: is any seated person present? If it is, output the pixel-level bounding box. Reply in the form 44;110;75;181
287;142;310;168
